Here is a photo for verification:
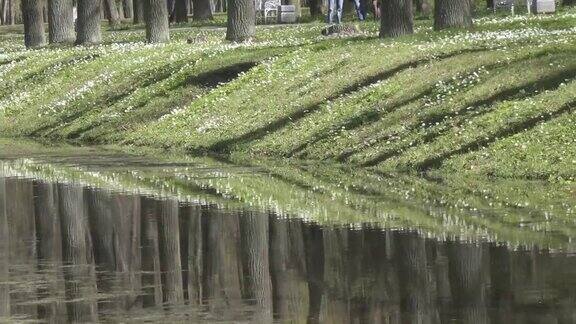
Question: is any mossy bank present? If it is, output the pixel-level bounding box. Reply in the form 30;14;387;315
1;11;576;182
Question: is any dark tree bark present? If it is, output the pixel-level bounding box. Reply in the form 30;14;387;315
144;0;170;43
415;0;432;17
563;0;576;6
193;0;212;20
104;0;121;26
434;0;472;30
117;0;125;19
379;0;413;38
309;0;322;18
21;0;45;48
133;0;144;23
174;0;188;22
124;0;133;17
167;0;175;21
225;0;255;42
47;0;74;43
76;0;102;44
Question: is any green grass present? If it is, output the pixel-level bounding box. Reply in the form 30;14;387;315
1;10;576;181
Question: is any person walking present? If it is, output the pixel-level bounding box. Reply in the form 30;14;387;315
327;0;344;23
352;0;366;21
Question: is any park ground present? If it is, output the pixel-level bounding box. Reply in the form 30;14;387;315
1;9;576;182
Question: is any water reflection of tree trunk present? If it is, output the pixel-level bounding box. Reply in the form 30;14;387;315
435;243;453;323
182;205;203;307
34;181;67;322
58;183;98;322
157;199;184;304
270;215;309;322
87;189;142;312
0;178;10;320
141;197;163;307
396;232;438;323
303;223;324;324
320;227;350;324
490;245;512;323
204;207;243;319
6;178;38;319
447;242;489;324
363;229;401;323
240;211;272;322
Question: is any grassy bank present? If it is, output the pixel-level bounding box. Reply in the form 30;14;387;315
1;11;576;181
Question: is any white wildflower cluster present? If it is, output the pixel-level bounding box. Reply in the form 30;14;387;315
37;71;116;117
475;11;576;25
425;66;489;106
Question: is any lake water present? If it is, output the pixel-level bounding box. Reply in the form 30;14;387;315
0;140;575;323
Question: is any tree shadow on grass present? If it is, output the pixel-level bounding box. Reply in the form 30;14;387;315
202;47;490;154
360;68;576;167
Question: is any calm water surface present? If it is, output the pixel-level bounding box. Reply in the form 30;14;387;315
0;140;575;323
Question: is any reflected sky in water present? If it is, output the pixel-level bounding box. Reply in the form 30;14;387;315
1;142;576;323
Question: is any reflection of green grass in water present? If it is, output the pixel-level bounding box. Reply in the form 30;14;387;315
1;142;574;248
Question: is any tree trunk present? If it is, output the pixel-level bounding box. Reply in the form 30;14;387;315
434;0;472;30
117;0;125;19
104;0;121;26
379;0;413;38
133;0;144;23
124;0;133;17
76;0;102;44
309;0;323;17
225;0;255;42
144;0;170;43
21;0;45;48
563;0;576;6
167;0;175;21
174;0;188;22
193;0;212;20
47;0;74;43
415;0;432;17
